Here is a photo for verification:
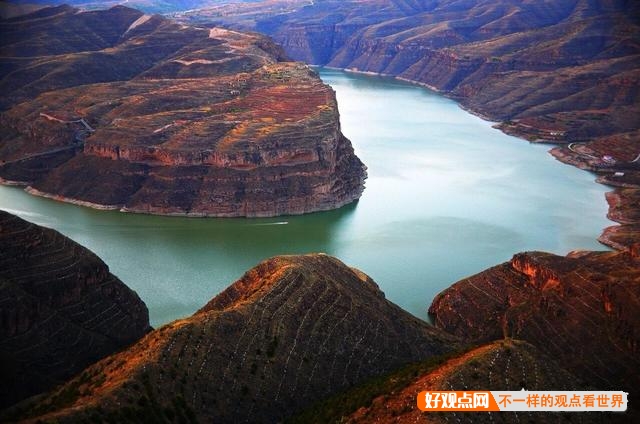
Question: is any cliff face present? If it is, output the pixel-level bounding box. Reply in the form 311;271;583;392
11;254;458;423
0;6;366;217
199;0;640;242
202;0;639;143
0;211;151;410
429;249;640;399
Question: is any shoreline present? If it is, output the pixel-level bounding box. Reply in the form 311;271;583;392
24;187;123;211
316;65;630;251
14;185;362;219
0;66;631;250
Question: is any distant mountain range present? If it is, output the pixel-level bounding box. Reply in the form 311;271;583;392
8;1;638;145
3;1;239;14
185;0;639;142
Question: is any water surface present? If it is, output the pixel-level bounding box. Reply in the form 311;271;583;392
0;68;611;326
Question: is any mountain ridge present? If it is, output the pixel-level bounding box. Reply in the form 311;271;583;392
5;253;459;423
0;210;151;409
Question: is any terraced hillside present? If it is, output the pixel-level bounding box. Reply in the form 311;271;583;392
0;5;366;217
345;340;600;424
186;1;638;139
0;211;151;409
2;216;637;421
429;248;640;410
8;254;459;423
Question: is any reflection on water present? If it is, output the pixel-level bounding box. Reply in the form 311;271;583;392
0;69;611;326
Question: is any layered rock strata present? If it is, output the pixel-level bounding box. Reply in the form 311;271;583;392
197;0;639;145
0;6;366;217
0;211;151;409
298;249;638;423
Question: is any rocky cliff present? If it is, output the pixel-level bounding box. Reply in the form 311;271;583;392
8;254;458;423
195;0;639;143
0;5;366;217
0;211;151;410
193;0;640;242
429;248;640;406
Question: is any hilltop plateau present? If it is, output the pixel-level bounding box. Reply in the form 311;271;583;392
0;5;366;217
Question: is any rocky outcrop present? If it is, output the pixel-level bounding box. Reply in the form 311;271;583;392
0;6;366;217
0;211;151;410
7;254;458;423
429;249;640;400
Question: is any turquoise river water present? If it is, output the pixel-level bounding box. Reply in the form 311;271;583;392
0;68;611;326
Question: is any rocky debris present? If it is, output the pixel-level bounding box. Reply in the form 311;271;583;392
0;211;151;410
429;249;640;404
9;254;458;423
0;6;366;217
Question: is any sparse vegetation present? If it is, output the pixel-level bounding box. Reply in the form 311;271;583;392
287;348;474;424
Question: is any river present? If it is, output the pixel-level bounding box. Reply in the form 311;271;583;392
0;68;611;326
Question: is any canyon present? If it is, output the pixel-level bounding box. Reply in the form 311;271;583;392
185;0;640;246
0;5;366;217
1;1;639;422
